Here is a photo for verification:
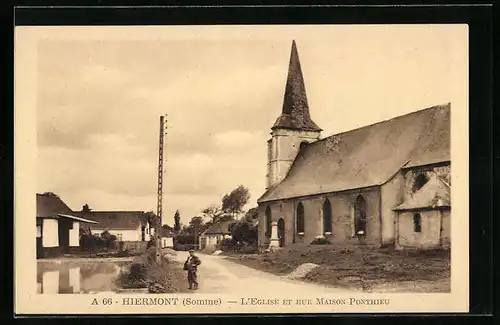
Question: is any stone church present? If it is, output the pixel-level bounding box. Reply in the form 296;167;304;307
257;41;451;250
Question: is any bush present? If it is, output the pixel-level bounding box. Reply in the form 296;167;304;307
218;238;235;250
173;243;196;251
118;248;171;290
310;237;331;245
175;234;196;246
231;221;258;246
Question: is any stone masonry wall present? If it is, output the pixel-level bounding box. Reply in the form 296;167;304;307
258;186;382;247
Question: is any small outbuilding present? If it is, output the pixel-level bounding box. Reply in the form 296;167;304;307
199;219;236;250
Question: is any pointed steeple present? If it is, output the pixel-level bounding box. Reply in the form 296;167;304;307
272;40;322;132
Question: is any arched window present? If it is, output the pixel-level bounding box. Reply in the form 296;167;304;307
265;206;272;237
323;199;332;233
413;213;422;233
354;195;367;235
296;202;305;233
412;174;429;193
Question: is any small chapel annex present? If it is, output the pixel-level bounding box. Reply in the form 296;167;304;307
257;41;451;250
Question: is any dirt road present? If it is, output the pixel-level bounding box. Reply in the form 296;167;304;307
172;252;358;294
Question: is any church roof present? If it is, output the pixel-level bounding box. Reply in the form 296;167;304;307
393;176;450;211
258;103;450;203
272;40;322;132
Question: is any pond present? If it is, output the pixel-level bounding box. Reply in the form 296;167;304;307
37;258;132;294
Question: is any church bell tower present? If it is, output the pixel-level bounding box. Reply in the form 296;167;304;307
266;40;322;189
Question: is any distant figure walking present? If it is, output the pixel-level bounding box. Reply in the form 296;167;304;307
184;249;201;290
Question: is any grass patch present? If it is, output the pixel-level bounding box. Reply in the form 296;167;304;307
117;247;189;293
228;244;450;292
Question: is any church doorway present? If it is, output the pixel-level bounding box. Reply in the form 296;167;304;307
354;195;367;236
277;218;285;247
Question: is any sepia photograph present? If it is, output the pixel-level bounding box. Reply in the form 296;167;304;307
15;24;469;314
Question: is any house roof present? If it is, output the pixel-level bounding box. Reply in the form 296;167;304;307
272;40;322;132
202;219;236;236
393;176;451;211
75;211;147;230
36;193;98;223
258;103;450;203
37;193;74;218
57;214;98;224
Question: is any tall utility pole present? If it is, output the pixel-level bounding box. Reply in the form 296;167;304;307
156;115;167;264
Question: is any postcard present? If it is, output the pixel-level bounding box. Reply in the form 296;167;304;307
15;24;469;315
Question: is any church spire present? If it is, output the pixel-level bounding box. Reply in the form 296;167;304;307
272;40;322;132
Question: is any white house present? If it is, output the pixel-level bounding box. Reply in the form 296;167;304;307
199;219;236;250
161;227;174;248
76;207;151;243
36;193;97;258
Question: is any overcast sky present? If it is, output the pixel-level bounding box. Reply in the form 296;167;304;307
35;25;467;225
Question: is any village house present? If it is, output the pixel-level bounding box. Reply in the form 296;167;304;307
76;205;151;243
257;41;451;250
36;193;97;258
199;219;236;250
161;227;175;248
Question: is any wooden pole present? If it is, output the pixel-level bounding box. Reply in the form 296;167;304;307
155;115;166;264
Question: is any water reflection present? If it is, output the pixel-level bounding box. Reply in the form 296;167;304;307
37;260;126;294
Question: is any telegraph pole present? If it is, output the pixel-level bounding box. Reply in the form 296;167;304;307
156;115;167;264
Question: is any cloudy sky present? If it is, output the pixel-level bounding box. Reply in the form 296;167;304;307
35;25;467;225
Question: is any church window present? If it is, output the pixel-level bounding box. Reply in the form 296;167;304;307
354;195;367;235
323;199;332;234
296;202;305;234
412;173;429;193
413;213;422;233
265;206;272;237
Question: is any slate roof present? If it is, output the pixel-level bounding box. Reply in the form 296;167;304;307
258;103;450;203
393;176;451;211
272;40;322;132
75;211;147;230
201;219;236;236
37;193;74;218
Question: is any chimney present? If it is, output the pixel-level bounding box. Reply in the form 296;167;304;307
82;204;91;213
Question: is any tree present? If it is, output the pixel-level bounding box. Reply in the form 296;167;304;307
100;231;118;250
189;216;204;229
173;210;181;234
145;211;159;228
231;220;258;246
222;185;251;217
162;224;174;231
201;205;223;223
184;216;204;236
229;206;259;246
244;207;259;222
